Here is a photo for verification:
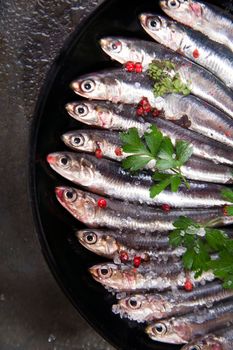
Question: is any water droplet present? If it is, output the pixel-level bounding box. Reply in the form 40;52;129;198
48;334;56;343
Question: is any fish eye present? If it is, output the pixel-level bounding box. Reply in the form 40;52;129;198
80;80;95;93
83;231;97;245
147;18;161;31
64;189;77;202
98;266;112;279
71;135;85;147
59;155;70;168
110;40;122;53
167;0;180;8
127;297;142;310
74;104;89;116
153;323;167;336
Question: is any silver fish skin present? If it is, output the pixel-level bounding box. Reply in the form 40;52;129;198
62;129;233;184
160;0;233;53
146;300;233;344
76;228;185;259
181;328;233;350
140;14;233;89
69;70;233;165
89;262;214;292
157;93;233;148
113;281;233;323
47;152;231;208
55;187;233;232
100;37;233;118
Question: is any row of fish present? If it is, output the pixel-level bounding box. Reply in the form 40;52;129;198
48;1;233;349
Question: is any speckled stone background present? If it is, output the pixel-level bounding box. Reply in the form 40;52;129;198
0;1;115;349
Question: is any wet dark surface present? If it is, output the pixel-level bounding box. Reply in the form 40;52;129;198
0;1;115;349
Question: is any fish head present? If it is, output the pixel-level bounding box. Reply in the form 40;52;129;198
55;186;97;223
181;334;224;350
160;0;204;25
76;229;119;257
62;131;97;153
146;318;191;344
116;294;164;322
71;72;122;102
100;37;144;64
89;263;126;289
66;101;114;129
47;152;95;187
140;13;184;52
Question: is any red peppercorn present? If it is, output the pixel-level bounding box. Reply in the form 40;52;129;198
193;49;200;59
152;108;160;117
161;204;171;212
143;103;151;113
184;279;193;291
136;106;144;116
115;147;123;157
125;61;135;72
139;97;149;106
97;198;107;208
225;131;231;137
95;148;103;159
134;256;142;268
135;62;143;73
120;251;129;263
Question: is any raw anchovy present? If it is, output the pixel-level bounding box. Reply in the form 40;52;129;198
140;14;233;89
146;299;233;344
62;129;233;184
76;228;185;259
160;0;233;53
69;70;233;165
113;281;233;323
55;186;233;232
47;152;231;208
100;37;233;118
181;327;233;350
89;262;214;292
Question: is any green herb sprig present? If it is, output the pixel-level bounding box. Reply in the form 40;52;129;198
221;188;233;215
120;126;193;197
170;217;233;289
148;60;191;97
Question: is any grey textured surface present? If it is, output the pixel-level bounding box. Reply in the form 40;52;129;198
0;1;115;349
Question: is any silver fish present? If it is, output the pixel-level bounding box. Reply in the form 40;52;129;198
181;327;233;350
89;262;214;292
140;14;233;89
69;74;233;165
62;129;233;184
146;300;233;344
47;152;231;208
55;187;233;232
160;0;233;53
100;37;233;118
113;281;233;323
76;228;185;259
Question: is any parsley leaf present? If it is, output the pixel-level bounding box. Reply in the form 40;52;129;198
170;216;233;289
120;126;193;197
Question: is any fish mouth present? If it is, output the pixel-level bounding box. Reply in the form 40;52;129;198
139;13;148;27
65;102;76;116
99;38;109;50
70;80;81;94
55;186;65;201
47;154;57;165
159;0;167;10
89;265;99;279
